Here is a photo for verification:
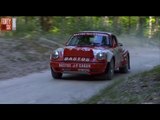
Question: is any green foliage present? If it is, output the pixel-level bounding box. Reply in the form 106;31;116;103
3;17;41;38
83;65;160;104
1;16;160;40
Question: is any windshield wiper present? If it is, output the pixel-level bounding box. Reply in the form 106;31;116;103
91;42;101;46
77;45;92;47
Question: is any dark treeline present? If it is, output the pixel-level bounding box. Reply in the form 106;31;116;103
1;16;160;39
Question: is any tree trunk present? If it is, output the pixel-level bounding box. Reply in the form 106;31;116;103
25;17;28;24
40;16;52;32
154;16;159;32
152;16;159;38
112;16;121;34
136;16;146;37
148;16;152;39
103;16;109;27
128;16;131;34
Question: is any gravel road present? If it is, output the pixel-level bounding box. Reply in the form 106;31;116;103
0;44;159;104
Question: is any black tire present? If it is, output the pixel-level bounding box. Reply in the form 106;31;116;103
51;68;62;79
119;55;129;73
105;59;114;80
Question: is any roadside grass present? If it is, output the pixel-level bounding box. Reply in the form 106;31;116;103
82;78;126;104
83;65;160;104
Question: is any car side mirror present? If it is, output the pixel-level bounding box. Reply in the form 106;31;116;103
118;43;123;46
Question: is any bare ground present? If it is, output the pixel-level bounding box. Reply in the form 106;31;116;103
0;37;60;80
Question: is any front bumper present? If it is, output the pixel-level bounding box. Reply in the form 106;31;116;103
50;61;107;75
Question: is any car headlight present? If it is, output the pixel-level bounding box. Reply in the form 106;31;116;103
51;50;59;59
96;52;106;60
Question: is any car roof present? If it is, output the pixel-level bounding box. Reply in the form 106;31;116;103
76;31;113;35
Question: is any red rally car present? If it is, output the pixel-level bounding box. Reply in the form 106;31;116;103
50;31;130;80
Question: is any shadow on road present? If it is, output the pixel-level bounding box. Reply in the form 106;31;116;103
59;70;129;81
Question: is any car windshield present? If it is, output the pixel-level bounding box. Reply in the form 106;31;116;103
66;33;110;46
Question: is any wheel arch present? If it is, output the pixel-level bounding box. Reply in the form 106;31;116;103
128;53;130;69
112;56;115;66
106;51;114;62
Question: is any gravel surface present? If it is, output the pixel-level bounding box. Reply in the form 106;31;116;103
0;37;159;104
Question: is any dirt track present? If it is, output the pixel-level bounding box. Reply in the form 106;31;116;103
0;37;159;104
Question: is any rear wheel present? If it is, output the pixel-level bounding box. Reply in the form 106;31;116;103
104;59;114;80
119;55;129;73
51;67;62;79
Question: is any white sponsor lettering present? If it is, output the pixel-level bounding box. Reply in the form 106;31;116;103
81;57;85;62
63;57;90;62
72;64;79;68
64;57;68;61
68;57;72;61
77;57;81;61
74;33;108;37
59;63;71;68
79;64;91;68
86;58;90;62
73;57;77;61
59;63;91;68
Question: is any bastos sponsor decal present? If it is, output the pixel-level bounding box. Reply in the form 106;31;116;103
64;57;90;62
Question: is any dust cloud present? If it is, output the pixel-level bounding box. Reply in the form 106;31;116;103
118;35;160;49
118;35;160;73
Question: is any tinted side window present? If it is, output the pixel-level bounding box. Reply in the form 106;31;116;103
101;36;110;46
112;35;118;47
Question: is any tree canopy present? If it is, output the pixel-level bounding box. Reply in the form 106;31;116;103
1;16;160;40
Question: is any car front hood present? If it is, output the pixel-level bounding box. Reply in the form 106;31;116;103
63;46;111;56
55;46;113;62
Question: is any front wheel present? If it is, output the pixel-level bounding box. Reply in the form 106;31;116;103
51;67;62;79
104;59;114;80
